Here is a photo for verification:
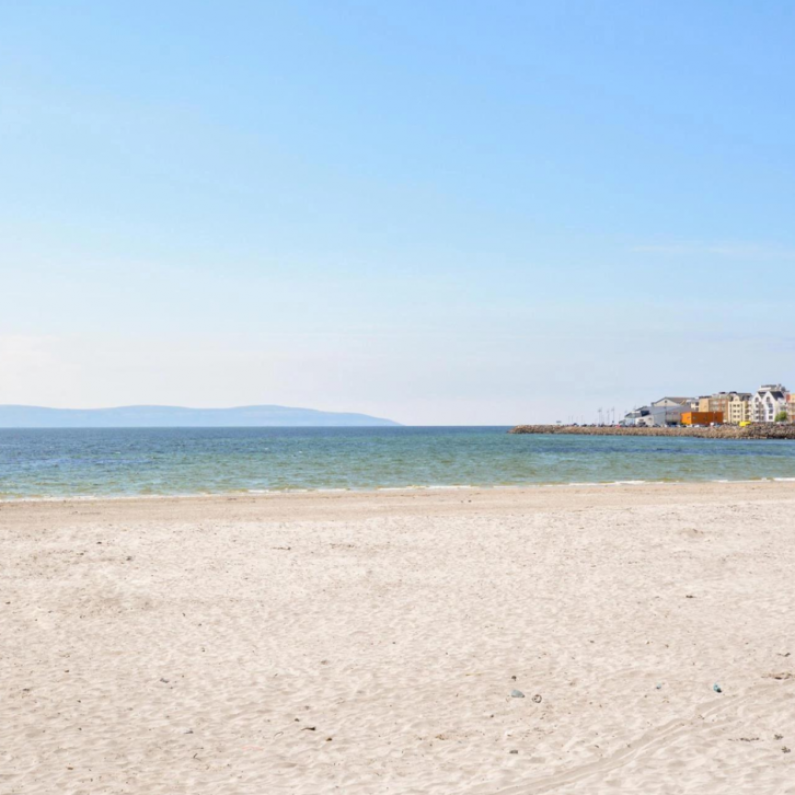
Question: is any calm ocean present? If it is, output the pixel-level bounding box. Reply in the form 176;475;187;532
1;426;795;499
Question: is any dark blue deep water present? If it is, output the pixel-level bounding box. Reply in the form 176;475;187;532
1;427;795;498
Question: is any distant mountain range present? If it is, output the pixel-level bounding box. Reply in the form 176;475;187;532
0;405;400;428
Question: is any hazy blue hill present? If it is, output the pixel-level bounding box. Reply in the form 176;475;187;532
0;405;400;428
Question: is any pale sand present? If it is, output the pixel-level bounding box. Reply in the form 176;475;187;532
2;482;794;794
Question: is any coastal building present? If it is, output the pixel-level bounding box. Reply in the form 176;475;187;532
709;393;731;420
693;392;743;422
623;390;793;426
681;411;724;426
725;393;752;425
648;397;696;427
621;407;651;426
698;392;748;424
750;384;789;423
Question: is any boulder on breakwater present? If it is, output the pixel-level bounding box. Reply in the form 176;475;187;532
508;424;795;440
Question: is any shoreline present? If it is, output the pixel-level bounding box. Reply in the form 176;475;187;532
2;479;794;523
3;475;795;505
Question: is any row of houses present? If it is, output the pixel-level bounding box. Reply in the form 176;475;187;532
622;385;794;427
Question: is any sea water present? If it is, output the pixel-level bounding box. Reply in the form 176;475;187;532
1;426;795;499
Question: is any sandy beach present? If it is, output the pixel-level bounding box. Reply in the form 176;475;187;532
2;482;794;794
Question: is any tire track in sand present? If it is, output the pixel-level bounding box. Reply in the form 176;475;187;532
474;680;791;795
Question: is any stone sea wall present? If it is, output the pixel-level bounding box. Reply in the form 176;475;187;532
508;424;795;440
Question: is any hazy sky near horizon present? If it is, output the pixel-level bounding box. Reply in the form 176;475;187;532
2;1;794;424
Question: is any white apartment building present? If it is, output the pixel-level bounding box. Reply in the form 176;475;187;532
750;384;789;423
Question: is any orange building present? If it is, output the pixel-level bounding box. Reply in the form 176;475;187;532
681;411;724;426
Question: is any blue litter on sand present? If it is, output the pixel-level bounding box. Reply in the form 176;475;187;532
713;684;722;693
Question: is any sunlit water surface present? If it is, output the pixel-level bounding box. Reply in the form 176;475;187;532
1;427;795;499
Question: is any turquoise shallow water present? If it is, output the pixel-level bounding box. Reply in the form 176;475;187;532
1;427;795;499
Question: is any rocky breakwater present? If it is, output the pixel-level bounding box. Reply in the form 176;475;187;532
509;424;795;440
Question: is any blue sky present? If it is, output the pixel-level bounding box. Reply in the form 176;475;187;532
1;1;793;424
